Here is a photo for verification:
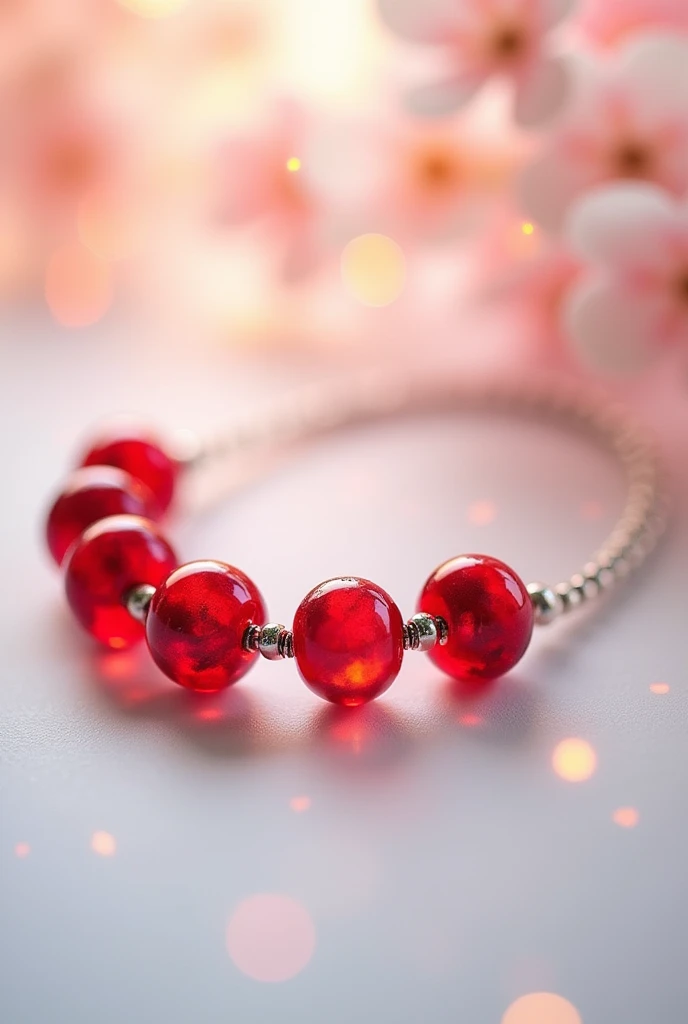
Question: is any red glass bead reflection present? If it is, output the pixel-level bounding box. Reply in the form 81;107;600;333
45;466;157;565
418;554;533;681
81;430;178;514
64;515;177;649
293;577;404;706
145;560;266;691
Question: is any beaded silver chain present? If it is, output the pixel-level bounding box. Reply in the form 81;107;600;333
151;373;668;654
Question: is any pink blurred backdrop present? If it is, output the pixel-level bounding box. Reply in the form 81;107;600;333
2;0;688;382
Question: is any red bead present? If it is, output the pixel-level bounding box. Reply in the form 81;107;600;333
418;554;533;681
145;560;266;692
45;466;157;566
293;577;404;706
64;515;177;649
80;430;178;515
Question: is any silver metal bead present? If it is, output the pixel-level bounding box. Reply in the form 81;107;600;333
257;623;289;661
244;623;295;659
402;612;448;651
124;583;156;623
408;612;439;652
527;582;562;626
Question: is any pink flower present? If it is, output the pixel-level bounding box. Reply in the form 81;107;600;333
576;0;688;49
212;101;329;283
17;103;120;220
312;114;524;247
518;35;688;232
563;182;688;372
377;0;574;126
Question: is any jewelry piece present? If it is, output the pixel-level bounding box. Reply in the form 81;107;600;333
44;375;668;707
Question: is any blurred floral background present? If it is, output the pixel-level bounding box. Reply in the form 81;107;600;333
3;0;688;380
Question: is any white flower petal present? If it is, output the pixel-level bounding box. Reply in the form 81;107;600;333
376;0;461;43
513;55;569;128
565;182;676;266
564;274;662;374
516;149;593;234
543;0;576;29
405;75;482;117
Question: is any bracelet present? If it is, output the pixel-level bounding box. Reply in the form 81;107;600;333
44;375;668;707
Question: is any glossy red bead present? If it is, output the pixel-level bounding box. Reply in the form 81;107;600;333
418;554;533;681
293;577;404;706
45;465;157;566
64;515;177;649
80;430;178;515
145;560;266;692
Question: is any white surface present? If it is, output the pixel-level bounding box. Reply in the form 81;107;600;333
2;312;687;1024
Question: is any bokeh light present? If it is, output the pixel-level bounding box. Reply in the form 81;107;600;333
286;157;301;173
341;233;405;307
14;842;31;859
226;894;316;982
502;992;582;1024
552;739;597;782
650;682;670;695
289;796;311;813
91;831;117;857
613;807;639;828
467;500;497;525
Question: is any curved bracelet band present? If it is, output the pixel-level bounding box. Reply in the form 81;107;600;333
44;374;669;707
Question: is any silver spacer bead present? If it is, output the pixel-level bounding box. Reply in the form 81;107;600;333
403;612;449;651
243;623;294;659
527;582;563;626
260;623;295;660
124;583;156;623
257;622;285;660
